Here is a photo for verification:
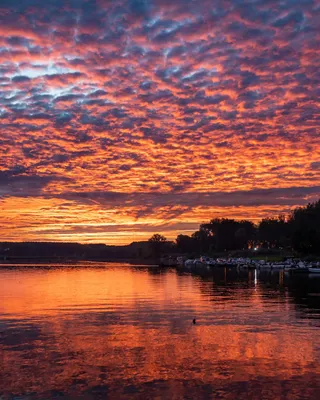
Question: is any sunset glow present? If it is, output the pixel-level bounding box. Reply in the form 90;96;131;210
1;266;320;398
0;0;319;244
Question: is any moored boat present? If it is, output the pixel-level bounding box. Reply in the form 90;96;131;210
184;259;206;268
308;267;320;273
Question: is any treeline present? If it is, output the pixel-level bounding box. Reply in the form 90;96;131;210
1;200;319;260
153;199;320;256
0;242;152;260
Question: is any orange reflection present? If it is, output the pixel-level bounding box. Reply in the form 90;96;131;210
1;265;320;398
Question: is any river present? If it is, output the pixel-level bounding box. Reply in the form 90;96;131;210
1;263;320;399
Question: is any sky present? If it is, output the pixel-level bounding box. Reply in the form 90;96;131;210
0;0;319;244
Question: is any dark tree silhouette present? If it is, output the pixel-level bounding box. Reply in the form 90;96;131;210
149;234;167;243
176;234;195;253
1;200;319;260
200;218;256;251
148;234;167;258
290;200;320;254
258;215;290;249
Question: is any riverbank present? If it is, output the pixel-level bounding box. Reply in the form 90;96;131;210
0;257;156;266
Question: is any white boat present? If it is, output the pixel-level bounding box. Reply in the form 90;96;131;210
177;256;185;266
193;258;206;267
271;264;285;270
185;259;194;267
308;267;320;273
184;259;206;268
257;263;272;269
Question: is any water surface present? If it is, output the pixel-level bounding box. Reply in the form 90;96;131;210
1;263;320;399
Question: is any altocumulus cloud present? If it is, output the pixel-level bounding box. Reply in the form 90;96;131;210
0;0;319;243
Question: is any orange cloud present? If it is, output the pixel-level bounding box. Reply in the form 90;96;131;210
0;0;319;243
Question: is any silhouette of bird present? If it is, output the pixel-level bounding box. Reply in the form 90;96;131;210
193;318;196;324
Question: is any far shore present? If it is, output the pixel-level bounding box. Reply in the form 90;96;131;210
0;257;157;265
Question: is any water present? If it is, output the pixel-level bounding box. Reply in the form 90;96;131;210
1;263;320;399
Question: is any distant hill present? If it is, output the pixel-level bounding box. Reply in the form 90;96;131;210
0;241;154;262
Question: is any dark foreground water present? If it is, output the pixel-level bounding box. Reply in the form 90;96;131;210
1;264;320;400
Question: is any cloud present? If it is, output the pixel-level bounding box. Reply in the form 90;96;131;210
57;186;320;214
0;0;319;243
11;75;31;83
273;10;304;28
310;162;320;170
0;168;70;197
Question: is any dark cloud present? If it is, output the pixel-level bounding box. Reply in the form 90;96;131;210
11;76;31;83
215;141;230;148
273;10;304;28
52;186;320;219
139;89;174;103
0;168;70;197
88;90;107;98
6;36;32;47
141;127;171;144
310;162;320;170
129;0;149;16
54;94;83;103
55;112;74;126
196;93;230;105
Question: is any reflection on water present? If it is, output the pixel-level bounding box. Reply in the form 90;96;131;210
1;263;320;399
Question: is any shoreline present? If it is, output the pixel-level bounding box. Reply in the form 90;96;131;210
0;258;157;266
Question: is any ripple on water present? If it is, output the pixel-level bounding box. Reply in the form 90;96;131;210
0;264;320;399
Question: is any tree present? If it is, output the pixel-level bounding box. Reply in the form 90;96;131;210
148;234;167;258
191;230;212;254
176;234;195;253
235;227;247;249
258;216;290;249
149;234;167;243
200;218;255;252
290;200;320;254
